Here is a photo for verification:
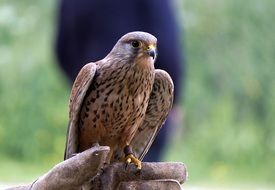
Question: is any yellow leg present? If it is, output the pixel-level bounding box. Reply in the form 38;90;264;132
124;143;142;170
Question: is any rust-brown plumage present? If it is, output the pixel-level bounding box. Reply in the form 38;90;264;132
64;32;174;169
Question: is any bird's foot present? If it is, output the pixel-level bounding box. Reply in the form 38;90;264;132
125;154;142;170
124;144;142;170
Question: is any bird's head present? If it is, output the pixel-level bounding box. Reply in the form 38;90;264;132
108;31;157;68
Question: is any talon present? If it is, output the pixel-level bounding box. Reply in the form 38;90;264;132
126;157;132;164
125;154;142;170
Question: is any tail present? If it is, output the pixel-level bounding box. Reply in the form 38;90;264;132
64;121;78;160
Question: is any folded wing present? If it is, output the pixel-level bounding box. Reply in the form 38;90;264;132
131;69;174;160
64;63;97;160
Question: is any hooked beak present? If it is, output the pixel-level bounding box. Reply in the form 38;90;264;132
147;45;157;59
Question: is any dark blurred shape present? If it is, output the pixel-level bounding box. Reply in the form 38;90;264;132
55;0;184;161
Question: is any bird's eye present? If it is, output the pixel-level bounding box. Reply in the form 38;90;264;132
131;40;140;48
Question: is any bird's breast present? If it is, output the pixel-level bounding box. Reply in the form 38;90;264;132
78;66;155;150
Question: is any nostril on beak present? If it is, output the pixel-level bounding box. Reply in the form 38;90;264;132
148;49;156;59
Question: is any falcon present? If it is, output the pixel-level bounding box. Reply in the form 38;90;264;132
64;31;174;169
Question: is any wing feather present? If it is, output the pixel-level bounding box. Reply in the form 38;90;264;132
64;63;97;160
131;69;174;160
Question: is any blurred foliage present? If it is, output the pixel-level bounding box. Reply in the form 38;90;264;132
0;0;69;174
166;0;275;185
0;0;274;186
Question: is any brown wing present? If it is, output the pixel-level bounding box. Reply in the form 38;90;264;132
64;63;97;160
131;69;174;160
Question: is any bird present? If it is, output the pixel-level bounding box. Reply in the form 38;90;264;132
64;31;174;169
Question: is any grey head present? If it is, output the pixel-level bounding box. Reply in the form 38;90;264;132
107;31;158;62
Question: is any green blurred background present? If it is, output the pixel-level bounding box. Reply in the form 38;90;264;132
0;0;274;188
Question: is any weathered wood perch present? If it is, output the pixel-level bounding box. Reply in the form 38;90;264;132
6;146;187;190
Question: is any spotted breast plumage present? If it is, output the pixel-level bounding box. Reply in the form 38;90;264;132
64;31;174;169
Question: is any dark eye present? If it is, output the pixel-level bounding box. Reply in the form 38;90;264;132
131;40;140;48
